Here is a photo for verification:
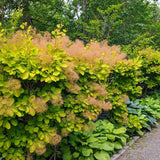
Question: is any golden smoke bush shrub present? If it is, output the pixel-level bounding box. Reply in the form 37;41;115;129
0;25;142;159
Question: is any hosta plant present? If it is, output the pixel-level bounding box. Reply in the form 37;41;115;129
139;96;160;119
125;99;158;135
61;120;128;160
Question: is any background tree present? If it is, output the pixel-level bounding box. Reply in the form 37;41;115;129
0;0;160;48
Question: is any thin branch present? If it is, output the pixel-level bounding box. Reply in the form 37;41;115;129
49;146;57;160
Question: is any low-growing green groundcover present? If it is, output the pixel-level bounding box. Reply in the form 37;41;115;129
60;120;128;160
125;99;158;135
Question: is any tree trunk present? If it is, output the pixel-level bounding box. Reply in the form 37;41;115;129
82;0;86;36
123;2;126;34
22;0;31;26
1;0;4;26
82;0;88;42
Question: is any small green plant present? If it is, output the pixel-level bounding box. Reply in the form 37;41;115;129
61;120;128;160
139;96;160;119
127;114;143;135
125;99;158;135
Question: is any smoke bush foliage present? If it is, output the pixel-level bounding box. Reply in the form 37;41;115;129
0;23;142;159
138;48;160;89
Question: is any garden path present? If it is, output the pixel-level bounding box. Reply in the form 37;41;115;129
118;124;160;160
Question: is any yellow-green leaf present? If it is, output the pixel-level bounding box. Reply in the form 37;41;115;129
29;145;36;153
4;141;11;150
4;121;11;130
11;119;18;126
0;120;3;127
21;72;29;79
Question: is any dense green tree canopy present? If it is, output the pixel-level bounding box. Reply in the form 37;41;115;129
0;0;160;47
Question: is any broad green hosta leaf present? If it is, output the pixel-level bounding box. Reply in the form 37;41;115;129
105;134;115;141
82;147;93;156
73;152;79;158
113;127;126;134
114;141;122;150
95;120;114;133
147;115;157;125
127;107;139;115
120;136;127;145
137;130;144;136
97;137;108;142
79;156;94;160
89;142;114;151
94;151;110;160
87;136;98;143
61;145;72;160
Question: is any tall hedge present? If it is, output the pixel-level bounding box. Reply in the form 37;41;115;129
0;24;142;159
